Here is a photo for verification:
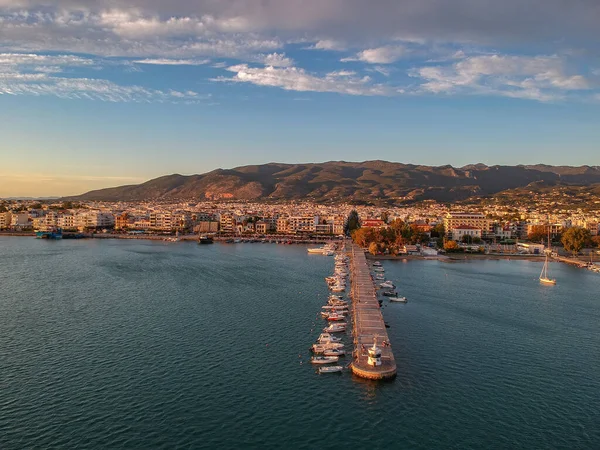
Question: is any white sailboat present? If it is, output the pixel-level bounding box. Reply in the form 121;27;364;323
540;227;556;285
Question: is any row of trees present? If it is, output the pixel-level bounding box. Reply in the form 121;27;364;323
350;218;443;255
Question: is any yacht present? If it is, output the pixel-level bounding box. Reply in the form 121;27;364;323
323;348;345;357
389;296;408;303
539;255;556;285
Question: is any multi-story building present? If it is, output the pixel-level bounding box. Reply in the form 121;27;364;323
57;214;76;230
452;225;482;242
115;213;129;230
219;213;235;232
288;216;317;233
276;217;289;233
0;212;12;229
76;211;115;230
444;212;492;240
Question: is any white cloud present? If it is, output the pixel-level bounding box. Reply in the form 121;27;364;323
411;54;592;101
216;64;392;96
312;40;346;51
134;58;210;65
259;52;294;67
353;45;407;64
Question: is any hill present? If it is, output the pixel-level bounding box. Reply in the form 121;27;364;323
65;161;600;203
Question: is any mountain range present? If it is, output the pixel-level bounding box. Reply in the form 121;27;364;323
66;161;600;203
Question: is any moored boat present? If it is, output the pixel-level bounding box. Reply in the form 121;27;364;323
311;356;339;364
389;296;408;303
318;365;343;374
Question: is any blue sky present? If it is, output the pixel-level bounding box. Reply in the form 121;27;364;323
1;0;599;197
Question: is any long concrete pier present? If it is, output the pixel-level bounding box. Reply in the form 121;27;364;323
349;244;397;380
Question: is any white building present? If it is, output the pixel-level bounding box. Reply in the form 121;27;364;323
0;212;12;229
10;212;30;229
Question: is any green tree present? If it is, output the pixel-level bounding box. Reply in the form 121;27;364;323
431;223;445;238
561;227;592;256
345;210;360;235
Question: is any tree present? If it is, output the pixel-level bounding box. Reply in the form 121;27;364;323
444;240;461;252
528;225;547;243
368;242;379;255
380;211;389;224
431;223;445;238
592;236;600;249
561;227;592;256
345;210;360;235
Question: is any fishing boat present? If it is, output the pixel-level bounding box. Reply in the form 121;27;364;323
318;365;343;374
326;313;346;321
312;343;344;353
198;235;213;244
36;227;63;239
311;356;339;364
389;296;408;303
373;261;382;266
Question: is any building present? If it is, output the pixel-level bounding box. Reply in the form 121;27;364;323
194;221;219;233
452;225;482;242
288;216;317;233
76;211;115;230
219;213;236;232
57;214;76;230
276;217;289;233
115;213;129;230
362;219;386;228
0;212;12;229
444;213;492;240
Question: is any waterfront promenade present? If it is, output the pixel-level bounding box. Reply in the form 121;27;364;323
349;244;397;380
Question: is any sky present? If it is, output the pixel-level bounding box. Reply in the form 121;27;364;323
1;0;599;197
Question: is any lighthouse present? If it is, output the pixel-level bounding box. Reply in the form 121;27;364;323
367;338;382;366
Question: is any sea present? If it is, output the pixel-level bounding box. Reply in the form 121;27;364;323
1;237;599;449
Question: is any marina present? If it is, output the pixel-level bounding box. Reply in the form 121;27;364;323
349;244;397;380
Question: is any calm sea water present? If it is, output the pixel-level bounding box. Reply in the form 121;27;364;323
1;237;599;449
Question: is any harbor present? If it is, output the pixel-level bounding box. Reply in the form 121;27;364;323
349;243;397;380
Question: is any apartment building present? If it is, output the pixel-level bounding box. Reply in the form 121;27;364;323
0;212;11;229
444;212;493;240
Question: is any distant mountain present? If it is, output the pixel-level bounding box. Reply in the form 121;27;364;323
65;161;600;203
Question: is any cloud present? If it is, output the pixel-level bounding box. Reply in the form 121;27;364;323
258;52;294;67
0;52;205;102
216;64;392;96
411;54;593;101
343;45;407;64
134;58;210;65
311;40;346;51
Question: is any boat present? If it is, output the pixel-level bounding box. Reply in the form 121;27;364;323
318;365;343;374
389;296;408;303
198;235;214;244
308;247;325;254
317;333;342;343
379;281;395;289
372;261;382;267
326;313;346;321
540;229;556;285
539;255;556;285
323;348;345;357
311;356;339;364
35;227;63;239
382;291;398;297
323;324;346;333
312;343;344;353
373;267;384;273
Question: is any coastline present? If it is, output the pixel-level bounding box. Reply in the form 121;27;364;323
366;253;546;262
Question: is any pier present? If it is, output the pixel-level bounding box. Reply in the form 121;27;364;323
349;244;397;380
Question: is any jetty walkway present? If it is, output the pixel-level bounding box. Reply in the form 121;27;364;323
349;244;397;380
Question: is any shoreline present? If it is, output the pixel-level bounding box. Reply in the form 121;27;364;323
367;253;546;262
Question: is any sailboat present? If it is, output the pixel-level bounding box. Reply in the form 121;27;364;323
540;226;556;285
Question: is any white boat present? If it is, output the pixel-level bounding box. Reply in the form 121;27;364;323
311;356;339;364
373;267;384;273
540;254;556;285
379;281;395;289
318;333;342;343
373;261;382;267
389;296;407;303
323;324;346;333
312;343;344;353
331;286;345;293
323;348;345;357
318;365;343;374
375;274;385;280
